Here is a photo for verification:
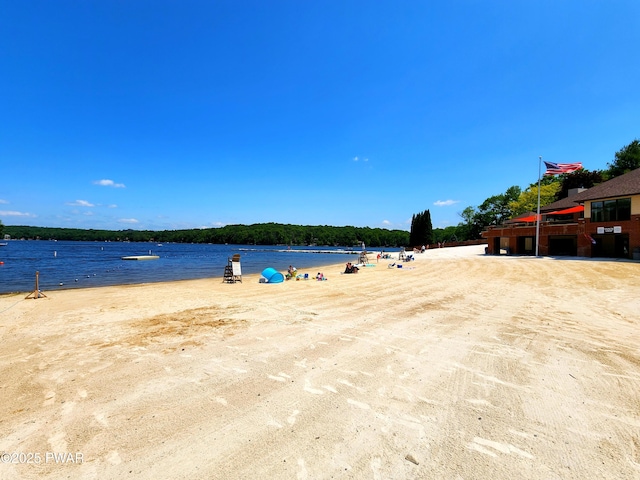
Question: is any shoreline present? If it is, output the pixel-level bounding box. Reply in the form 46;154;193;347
2;253;372;297
0;241;384;295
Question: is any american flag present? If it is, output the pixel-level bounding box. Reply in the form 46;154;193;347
543;161;583;176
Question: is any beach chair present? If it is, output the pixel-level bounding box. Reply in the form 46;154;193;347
358;252;368;264
398;248;407;262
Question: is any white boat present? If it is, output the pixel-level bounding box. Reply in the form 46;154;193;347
121;255;159;261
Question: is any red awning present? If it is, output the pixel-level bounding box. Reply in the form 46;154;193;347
512;214;540;222
546;205;584;215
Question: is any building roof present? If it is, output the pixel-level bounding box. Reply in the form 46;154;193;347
570;167;640;202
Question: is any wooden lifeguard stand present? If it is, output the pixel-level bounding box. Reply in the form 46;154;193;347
25;271;47;299
223;254;242;283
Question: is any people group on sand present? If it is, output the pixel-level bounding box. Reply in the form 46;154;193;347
344;262;359;274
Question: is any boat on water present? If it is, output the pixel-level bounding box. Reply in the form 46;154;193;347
121;255;160;261
0;242;8;246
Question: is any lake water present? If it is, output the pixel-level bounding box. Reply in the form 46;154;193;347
0;241;394;294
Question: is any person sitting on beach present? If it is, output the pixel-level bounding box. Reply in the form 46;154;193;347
286;265;297;280
344;262;359;274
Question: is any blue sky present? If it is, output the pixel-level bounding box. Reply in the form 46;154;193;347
1;1;639;232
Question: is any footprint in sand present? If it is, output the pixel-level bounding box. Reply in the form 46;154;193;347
303;379;324;395
267;418;283;428
297;458;309;480
43;390;56;406
47;431;68;452
347;399;371;410
61;401;75;416
287;410;300;425
371;457;383;480
106;450;122;465
93;411;109;427
468;437;533;459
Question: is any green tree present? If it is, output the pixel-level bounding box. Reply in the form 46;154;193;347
555;169;604;200
433;225;464;244
476;185;522;226
457;206;483;240
0;219;4;238
409;210;433;246
509;182;561;216
608;139;640;178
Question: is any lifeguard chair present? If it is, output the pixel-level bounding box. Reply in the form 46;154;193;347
223;254;242;283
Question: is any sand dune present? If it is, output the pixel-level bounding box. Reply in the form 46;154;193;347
1;245;639;479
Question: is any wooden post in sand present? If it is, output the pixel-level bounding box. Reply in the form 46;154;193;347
25;271;47;299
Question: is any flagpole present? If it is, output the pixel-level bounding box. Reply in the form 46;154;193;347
535;156;542;257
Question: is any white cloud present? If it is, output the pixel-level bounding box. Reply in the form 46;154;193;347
67;200;95;207
381;219;391;225
434;199;459;207
94;179;125;188
0;210;35;217
108;204;118;208
118;218;139;224
353;156;359;162
0;199;8;204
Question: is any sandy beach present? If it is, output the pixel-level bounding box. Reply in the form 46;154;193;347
1;245;639;479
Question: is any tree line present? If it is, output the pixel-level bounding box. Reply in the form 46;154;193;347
2;222;409;247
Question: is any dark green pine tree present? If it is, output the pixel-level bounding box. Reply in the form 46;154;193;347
409;209;433;246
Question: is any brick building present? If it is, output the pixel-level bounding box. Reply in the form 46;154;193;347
483;167;640;259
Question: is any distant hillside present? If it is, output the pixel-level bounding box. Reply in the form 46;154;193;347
3;223;410;248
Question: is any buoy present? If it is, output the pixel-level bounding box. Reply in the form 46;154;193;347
0;261;4;265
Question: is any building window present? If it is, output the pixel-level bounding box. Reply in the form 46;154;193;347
590;198;631;222
591;202;603;222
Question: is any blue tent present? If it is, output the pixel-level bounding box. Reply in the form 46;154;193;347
261;267;284;283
